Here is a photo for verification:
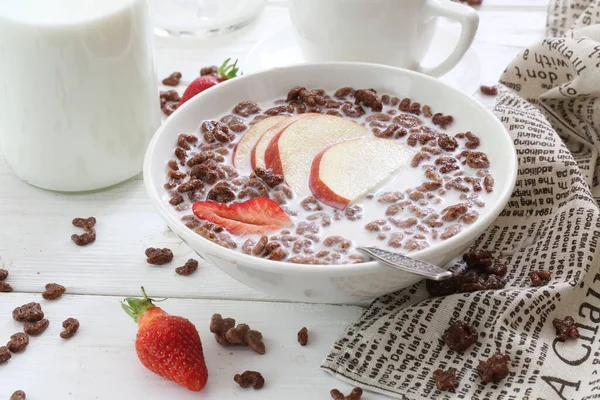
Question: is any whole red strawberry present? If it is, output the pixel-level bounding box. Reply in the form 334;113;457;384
178;58;240;106
122;287;208;391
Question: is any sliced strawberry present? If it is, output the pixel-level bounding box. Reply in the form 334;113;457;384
192;197;292;235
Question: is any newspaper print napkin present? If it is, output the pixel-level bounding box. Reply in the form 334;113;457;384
322;1;600;399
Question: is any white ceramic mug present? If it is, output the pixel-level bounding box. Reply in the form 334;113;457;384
288;0;479;77
0;0;161;192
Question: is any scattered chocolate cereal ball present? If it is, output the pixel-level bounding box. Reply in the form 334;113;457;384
24;319;50;336
354;89;383;112
422;105;433;117
344;205;363;221
71;231;96;246
464;131;481;149
480;85;498;96
0;346;12;364
486;262;507;277
438;134;458;151
160;89;180;103
253;167;284;188
333;87;354;99
443;321;478;352
145;247;173;265
300;196;323;211
175;259;199;276
411;151;431;167
162;101;179;116
431;113;454;129
529;270;551;286
10;390;26;400
292;87;326;107
233;100;261;117
225;324;265;355
234;370;265;389
200;65;218;76
433;368;459;391
162;71;182;86
72;216;96;231
441;203;469;222
169;194;184;206
209;314;265;354
0;281;13;292
60;318;80;339
210;313;236;344
553;316;579;341
177;178;205;193
71;216;97;246
42;283;66;300
463;249;493;269
464;151;490;169
452;270;484;292
477;352;510;384
12;302;44;323
330;387;363;400
426;278;456;297
483;175;494;192
7;332;29;353
206;182;236;203
297;327;308;346
0;268;8;280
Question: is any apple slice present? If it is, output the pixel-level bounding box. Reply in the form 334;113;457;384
251;114;309;170
309;138;416;210
232;115;289;171
264;114;369;194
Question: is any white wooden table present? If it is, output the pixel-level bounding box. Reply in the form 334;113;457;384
0;1;547;398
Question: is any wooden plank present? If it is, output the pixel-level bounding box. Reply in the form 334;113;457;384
0;154;273;301
478;0;549;8
0;293;383;399
472;10;547;47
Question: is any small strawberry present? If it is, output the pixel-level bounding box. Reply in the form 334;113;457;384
122;287;208;392
178;58;240;106
192;197;292;235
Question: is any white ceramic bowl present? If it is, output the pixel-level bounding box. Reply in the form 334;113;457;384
144;62;517;304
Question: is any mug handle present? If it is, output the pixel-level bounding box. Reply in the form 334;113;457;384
416;0;479;77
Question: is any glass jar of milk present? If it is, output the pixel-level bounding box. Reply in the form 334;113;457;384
0;0;161;191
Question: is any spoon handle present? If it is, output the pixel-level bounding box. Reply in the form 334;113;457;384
357;246;452;281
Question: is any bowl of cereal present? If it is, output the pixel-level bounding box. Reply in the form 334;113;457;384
144;62;517;304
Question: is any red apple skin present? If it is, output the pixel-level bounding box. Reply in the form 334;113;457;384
232;141;240;166
263;113;321;176
250;144;258;170
308;148;351;210
251;115;307;171
232;116;288;170
264;134;283;175
251;123;285;171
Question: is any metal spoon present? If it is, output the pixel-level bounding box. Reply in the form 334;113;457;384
357;246;452;281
